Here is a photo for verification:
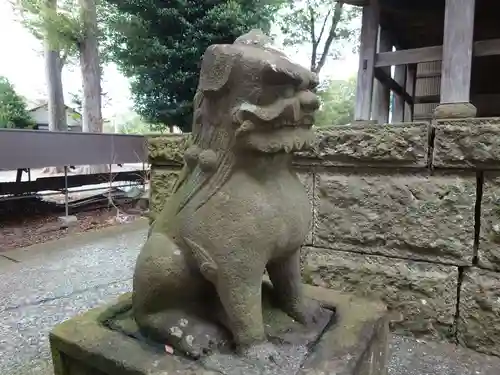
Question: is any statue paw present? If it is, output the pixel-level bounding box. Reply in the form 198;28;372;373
169;328;217;359
161;315;229;359
287;299;331;327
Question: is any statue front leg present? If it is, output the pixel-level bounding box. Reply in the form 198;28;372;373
216;263;278;363
267;250;329;326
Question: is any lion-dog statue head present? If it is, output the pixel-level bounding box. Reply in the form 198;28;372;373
154;29;320;231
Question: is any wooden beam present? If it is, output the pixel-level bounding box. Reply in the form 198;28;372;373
415;95;440;104
372;28;392;124
415;94;500;117
405;64;417;121
391;65;407;122
374;68;413;105
440;0;475;104
416;72;441;79
354;3;379;121
376;45;442;67
474;39;500;57
375;38;500;68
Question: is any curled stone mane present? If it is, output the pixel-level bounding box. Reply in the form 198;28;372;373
174;90;236;216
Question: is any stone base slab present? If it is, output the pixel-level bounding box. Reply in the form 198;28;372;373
303;247;458;340
433;117;500;169
294;122;429;168
458;268;500;357
49;285;389;375
479;173;500;271
313;171;476;266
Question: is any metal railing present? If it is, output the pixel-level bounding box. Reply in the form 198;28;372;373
0;129;150;210
0;129;147;170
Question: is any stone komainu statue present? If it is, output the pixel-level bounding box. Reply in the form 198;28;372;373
133;29;325;362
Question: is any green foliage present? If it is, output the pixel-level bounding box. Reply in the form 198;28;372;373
0;76;35;129
101;0;283;132
279;0;360;73
12;0;115;66
12;0;80;65
314;76;356;127
69;91;83;113
116;112;155;134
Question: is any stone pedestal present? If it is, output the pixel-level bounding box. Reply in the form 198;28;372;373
50;285;389;375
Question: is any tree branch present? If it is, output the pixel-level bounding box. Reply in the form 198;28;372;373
314;1;343;74
316;8;332;46
308;2;317;72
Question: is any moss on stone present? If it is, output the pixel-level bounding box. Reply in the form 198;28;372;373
434;118;500;169
147;134;189;165
295;122;429;167
149;168;181;221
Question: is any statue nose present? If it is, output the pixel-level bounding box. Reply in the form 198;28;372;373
298;90;320;111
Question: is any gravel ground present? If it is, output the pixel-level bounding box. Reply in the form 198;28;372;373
388;335;500;375
1;221;499;375
0;223;147;375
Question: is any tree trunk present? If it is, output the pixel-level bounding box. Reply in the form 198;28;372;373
78;0;108;174
45;53;67;132
42;0;67;175
79;0;102;133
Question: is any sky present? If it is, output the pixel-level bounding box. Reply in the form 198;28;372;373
0;1;359;120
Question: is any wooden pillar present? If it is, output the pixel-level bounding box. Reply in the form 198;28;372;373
392;64;406;122
435;0;477;118
372;28;392;124
404;64;417;121
354;3;379;121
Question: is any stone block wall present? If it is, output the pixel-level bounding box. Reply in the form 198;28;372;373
147;118;500;357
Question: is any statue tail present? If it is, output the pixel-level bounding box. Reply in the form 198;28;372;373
183;237;218;284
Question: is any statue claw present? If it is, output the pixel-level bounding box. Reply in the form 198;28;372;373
287;299;330;328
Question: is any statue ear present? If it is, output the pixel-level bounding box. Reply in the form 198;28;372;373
199;45;235;94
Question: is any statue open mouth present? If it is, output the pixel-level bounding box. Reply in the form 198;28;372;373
234;100;317;154
236;120;316;154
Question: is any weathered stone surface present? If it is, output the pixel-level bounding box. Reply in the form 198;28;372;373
297;170;314;245
388;334;500;375
149;168;180;221
147;134;188;166
314;171;476;265
136;30;324;359
478;173;500;271
148;169;313;235
298;286;389;375
294;122;429;167
434;102;477;119
303;247;459;340
50;286;389;375
433;117;500;169
458;268;500;357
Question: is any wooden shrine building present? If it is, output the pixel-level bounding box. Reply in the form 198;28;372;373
346;0;500;123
